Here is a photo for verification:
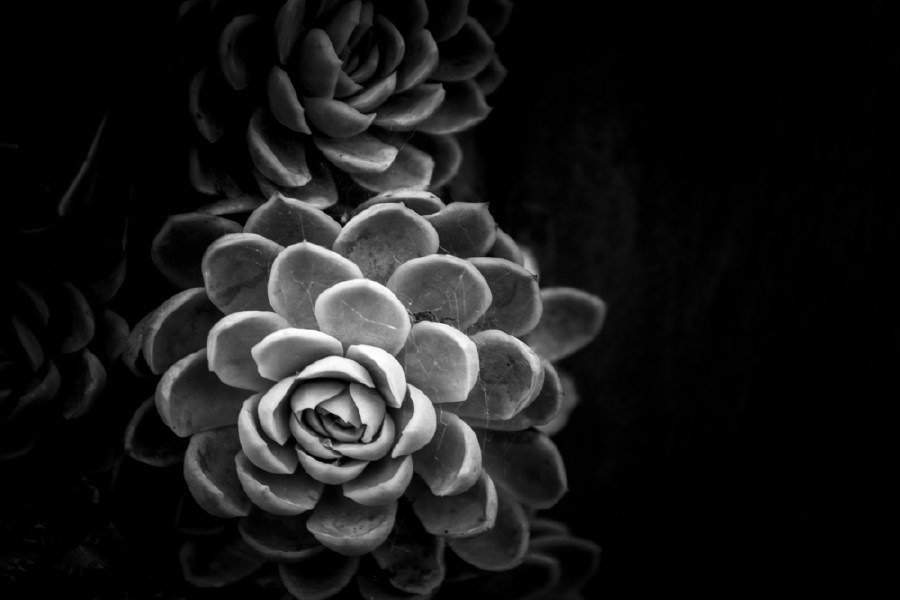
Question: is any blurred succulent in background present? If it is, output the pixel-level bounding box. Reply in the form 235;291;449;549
176;0;511;205
119;189;604;597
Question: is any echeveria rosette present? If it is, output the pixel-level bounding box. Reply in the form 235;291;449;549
179;0;510;203
125;190;576;596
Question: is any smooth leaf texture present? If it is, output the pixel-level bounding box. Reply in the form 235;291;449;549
352;189;445;217
180;533;263;588
279;550;359;600
275;0;307;65
346;344;407;408
248;108;312;188
407;470;498;539
467;257;541;337
333;203;440;284
218;15;263;90
424;202;497;258
156;349;250;437
474;428;567;510
236;450;324;515
529;535;602;596
315;279;412;354
450;489;529;572
307;488;398;556
201;233;287;314
143;288;223;375
237;392;300;474
121;309;154;379
470;0;514;37
537;369;580;436
269;242;364;329
344;73;398;113
389;383;436;456
522;288;607;362
343;453;414;506
238;508;323;563
387;255;492;330
196;196;265;219
305;97;376;138
399;321;479;404
244;192;341;248
296;446;368;484
471;360;562;431
124;395;189;467
452;330;543;421
419;79;491;134
425;0;468;42
396;28;439;92
413;411;482;496
432;17;494;81
151;213;242;289
188;67;227;143
486;228;525;267
184;426;251;518
267;65;312;134
189;139;247;198
252;328;344;382
411;132;463;190
372;503;446;594
350;137;434;192
373;83;445;130
475;53;508;96
295;28;342;99
58;348;107;419
441;553;559;600
49;282;95;354
253;164;339;210
207;311;290;391
315;131;398;173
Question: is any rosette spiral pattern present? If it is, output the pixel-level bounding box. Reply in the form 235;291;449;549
125;190;602;598
179;0;510;203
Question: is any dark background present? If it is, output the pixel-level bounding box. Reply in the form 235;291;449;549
6;0;896;597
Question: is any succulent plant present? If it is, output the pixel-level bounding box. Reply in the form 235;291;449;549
121;189;603;597
177;0;511;204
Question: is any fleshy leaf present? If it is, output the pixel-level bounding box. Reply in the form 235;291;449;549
350;137;434;192
307;488;397;556
295;28;342;99
450;489;528;571
196;196;266;219
334;203;439;285
248;108;312;188
89;308;130;365
156;349;250;437
184;426;252;518
412;132;462;190
238;393;300;474
407;470;497;538
314;131;398;174
442;553;559;600
124;396;189;467
180;533;263;587
412;411;481;496
9;316;42;376
236;450;324;515
396;29;439;92
151;213;242;289
239;508;323;563
387;255;492;330
244;192;341;248
398;322;478;404
323;0;362;54
58;348;107;419
4;360;59;424
389;383;436;457
296;445;368;484
344;73;398;113
267;65;312;134
175;492;226;536
142;288;223;375
451;330;543;421
343;453;413;506
253;164;339;210
469;0;514;37
346;345;406;408
475;53;508;96
263;378;340;444
202;233;283;314
537;369;579;436
121;309;154;379
314;279;411;354
530;535;602;595
49;282;95;354
296;356;375;387
425;0;469;42
374;15;406;77
486;228;525;267
419;79;491;134
275;0;307;65
252;328;344;382
207;311;290;391
431;17;495;82
373;84;445;130
189;140;247;198
522;288;607;362
218;14;263;90
467;258;541;337
331;412;395;460
372;502;445;594
378;0;429;36
305;97;376;138
188;67;227;143
472;360;562;431
424;202;497;258
530;518;571;539
279;549;359;600
474;428;567;510
353;189;445;217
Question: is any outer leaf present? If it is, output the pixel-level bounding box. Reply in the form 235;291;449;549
389;383;436;456
305;97;376;138
537;369;579;436
441;553;559;600
424;0;469;42
372;502;445;594
156;349;250;437
412;132;463;190
142;288;223;375
49;282;95;354
377;0;429;35
218;14;263;90
151;213;242;289
175;492;226;536
374;14;406;77
412;411;481;496
58;348;107;419
529;535;602;596
418;79;491;134
467;257;541;337
180;533;263;587
202;233;283;314
471;360;562;431
396;29;439;92
253;164;339;210
244;192;341;248
4;360;59;424
124;396;189;467
207;311;291;391
315;279;411;354
486;228;525;267
450;489;529;572
89;308;130;365
196;196;265;219
431;17;495;82
252;328;344;382
275;0;307;65
269;242;364;328
475;53;508;96
279;550;359;600
267;65;312;134
121;309;154;379
352;189;445;217
469;0;514;37
314;131;398;174
238;508;323;563
373;84;445;130
387;255;492;330
474;428;567;510
295;29;342;99
248;108;312;188
184;426;252;518
399;322;478;404
236;450;324;515
350;138;434;192
424;202;497;258
406;470;497;539
307;488;397;556
522;288;607;362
